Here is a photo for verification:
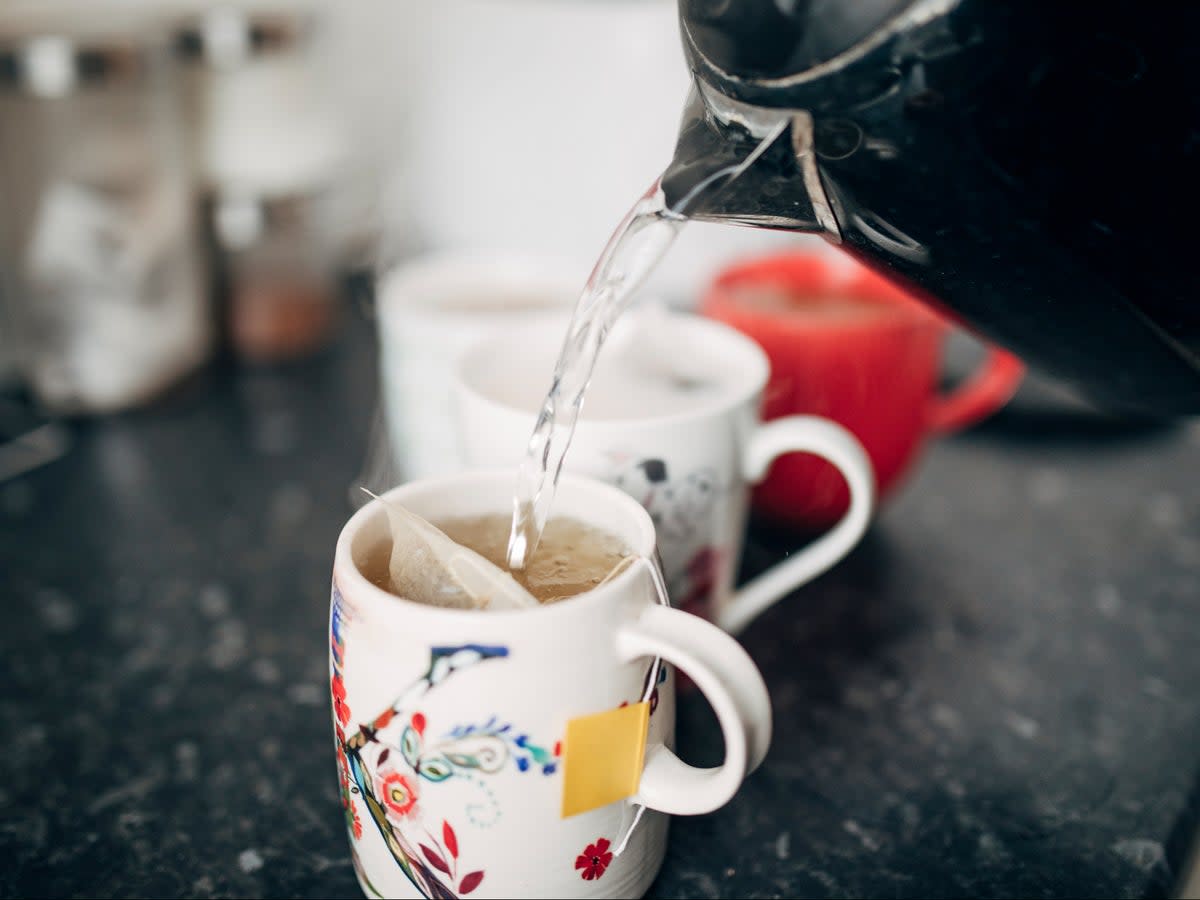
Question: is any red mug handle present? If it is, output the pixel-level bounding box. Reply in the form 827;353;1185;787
927;346;1026;434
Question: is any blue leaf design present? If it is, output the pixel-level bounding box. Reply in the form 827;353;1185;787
542;763;557;775
431;643;508;660
516;757;529;772
514;735;528;748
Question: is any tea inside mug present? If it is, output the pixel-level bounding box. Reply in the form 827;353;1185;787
362;503;631;608
437;513;631;604
372;496;540;611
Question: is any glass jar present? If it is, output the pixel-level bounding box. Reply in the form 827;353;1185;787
0;21;211;414
173;6;348;363
210;188;340;364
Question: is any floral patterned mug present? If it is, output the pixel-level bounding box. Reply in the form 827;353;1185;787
330;470;772;899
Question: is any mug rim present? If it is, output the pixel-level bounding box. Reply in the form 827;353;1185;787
375;250;580;329
455;310;771;429
335;469;658;626
703;251;944;334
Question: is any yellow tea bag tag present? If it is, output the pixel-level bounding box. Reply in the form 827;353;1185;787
561;701;650;818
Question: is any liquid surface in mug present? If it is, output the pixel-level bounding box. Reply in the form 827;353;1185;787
478;334;735;421
361;515;632;606
438;514;631;605
435;288;560;313
727;283;894;321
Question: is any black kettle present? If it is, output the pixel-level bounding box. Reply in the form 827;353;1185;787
663;0;1200;416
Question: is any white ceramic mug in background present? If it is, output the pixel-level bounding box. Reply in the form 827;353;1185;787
376;252;576;480
331;471;772;899
453;313;875;635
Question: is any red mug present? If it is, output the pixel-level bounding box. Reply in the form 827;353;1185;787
701;252;1025;530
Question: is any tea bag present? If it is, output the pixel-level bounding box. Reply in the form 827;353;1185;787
374;494;539;611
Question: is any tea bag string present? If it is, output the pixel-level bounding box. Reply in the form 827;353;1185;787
604;551;671;858
596;551;668;709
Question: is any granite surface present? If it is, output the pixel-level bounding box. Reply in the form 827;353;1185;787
1;317;1198;899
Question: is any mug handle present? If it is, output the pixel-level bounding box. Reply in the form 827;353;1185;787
926;346;1025;434
719;416;875;636
617;598;773;815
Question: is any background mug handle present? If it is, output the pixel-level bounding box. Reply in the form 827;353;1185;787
926;345;1025;434
719;416;875;636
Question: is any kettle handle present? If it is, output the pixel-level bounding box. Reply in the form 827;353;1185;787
927;346;1025;434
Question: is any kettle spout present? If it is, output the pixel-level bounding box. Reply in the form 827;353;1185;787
660;82;841;241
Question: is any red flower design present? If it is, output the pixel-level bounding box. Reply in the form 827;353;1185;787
575;838;613;881
375;771;419;821
331;674;351;727
373;708;395;730
339;769;363;840
411;712;426;736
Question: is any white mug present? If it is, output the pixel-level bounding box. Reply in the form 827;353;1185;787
453;311;875;635
331;470;772;899
376;252;576;481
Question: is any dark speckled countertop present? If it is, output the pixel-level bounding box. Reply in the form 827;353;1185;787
2;316;1198;899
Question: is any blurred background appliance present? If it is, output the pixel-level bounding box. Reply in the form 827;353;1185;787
0;2;210;414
